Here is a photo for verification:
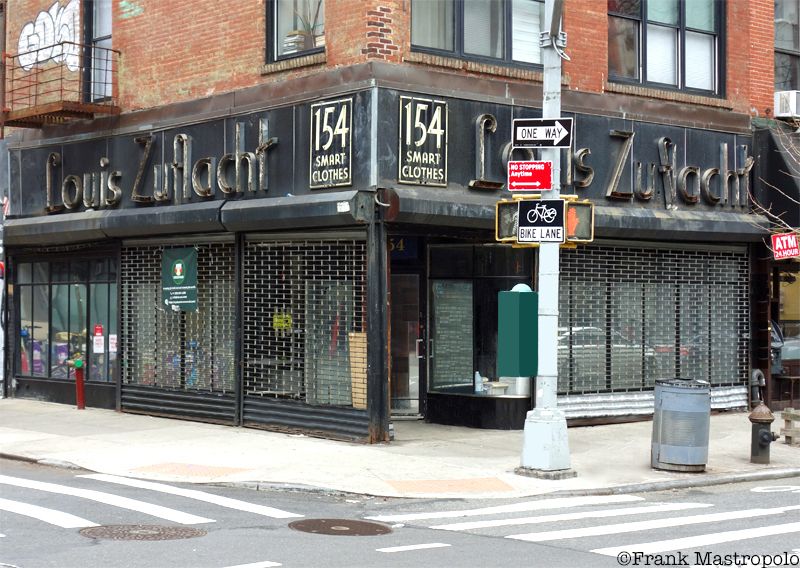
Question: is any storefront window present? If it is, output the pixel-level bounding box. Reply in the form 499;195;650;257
14;256;118;383
428;245;531;393
559;246;748;395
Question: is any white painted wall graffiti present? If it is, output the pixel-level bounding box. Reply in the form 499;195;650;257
17;0;80;71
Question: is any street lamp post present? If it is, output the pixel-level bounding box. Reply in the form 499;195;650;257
517;0;575;479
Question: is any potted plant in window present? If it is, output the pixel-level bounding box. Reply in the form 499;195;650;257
283;0;323;53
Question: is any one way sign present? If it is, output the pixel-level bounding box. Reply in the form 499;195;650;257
512;117;573;148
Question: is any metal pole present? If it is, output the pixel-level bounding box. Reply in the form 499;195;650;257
518;0;574;477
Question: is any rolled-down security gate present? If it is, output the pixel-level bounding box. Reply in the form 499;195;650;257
241;236;370;439
120;240;237;423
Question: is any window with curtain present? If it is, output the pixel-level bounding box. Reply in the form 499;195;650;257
608;0;721;94
411;0;544;65
271;0;326;60
775;0;800;90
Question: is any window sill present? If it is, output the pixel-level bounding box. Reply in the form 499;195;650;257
404;51;545;83
604;81;733;110
261;52;326;75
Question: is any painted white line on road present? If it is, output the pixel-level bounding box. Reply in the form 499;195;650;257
220;562;282;568
507;505;800;543
592;521;800;556
0;497;99;528
0;475;214;525
377;543;452;553
80;474;303;519
431;502;713;531
365;494;644;522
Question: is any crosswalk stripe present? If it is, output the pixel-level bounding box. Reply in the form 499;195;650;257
365;495;644;523
377;543;452;553
0;497;99;529
592;521;800;556
220;561;282;568
80;474;303;519
0;475;214;525
507;504;800;543
430;502;713;531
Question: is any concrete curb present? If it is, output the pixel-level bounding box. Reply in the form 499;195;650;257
2;450;798;500
221;468;800;500
546;467;800;498
0;453;87;471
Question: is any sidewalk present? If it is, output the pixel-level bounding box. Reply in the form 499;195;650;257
0;398;797;499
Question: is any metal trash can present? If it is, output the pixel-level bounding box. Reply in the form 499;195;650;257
651;378;711;472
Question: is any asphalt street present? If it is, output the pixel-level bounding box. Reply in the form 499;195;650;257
1;459;799;568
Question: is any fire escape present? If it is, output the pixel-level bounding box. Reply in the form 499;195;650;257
2;41;120;128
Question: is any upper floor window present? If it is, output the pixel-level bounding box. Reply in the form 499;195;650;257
411;0;545;66
775;0;799;90
271;0;325;60
84;0;113;101
608;0;722;94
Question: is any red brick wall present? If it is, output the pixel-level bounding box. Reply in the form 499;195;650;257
2;0;779;116
727;0;775;117
562;0;607;94
114;0;266;110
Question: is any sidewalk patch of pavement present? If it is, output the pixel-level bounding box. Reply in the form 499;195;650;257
387;477;514;494
131;462;253;478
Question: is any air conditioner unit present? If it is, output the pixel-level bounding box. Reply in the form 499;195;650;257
774;90;800;119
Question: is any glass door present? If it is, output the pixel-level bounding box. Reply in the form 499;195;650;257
390;274;422;415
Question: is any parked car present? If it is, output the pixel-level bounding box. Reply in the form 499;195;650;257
777;336;800;376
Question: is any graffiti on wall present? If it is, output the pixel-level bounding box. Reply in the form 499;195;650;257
17;0;80;71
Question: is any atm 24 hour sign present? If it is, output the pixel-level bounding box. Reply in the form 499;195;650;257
772;232;800;260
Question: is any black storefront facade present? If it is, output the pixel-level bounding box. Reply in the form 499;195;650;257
3;64;768;441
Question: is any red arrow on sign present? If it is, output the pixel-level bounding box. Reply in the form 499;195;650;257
508;160;552;191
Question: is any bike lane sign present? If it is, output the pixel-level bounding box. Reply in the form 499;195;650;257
517;199;565;243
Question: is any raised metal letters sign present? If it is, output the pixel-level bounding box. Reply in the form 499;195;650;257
310;97;352;189
517;199;565;243
512;117;573;148
398;96;448;186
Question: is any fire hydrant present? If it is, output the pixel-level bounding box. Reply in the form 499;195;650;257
749;402;779;464
66;356;85;410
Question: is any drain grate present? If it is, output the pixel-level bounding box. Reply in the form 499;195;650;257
79;525;207;541
288;519;392;536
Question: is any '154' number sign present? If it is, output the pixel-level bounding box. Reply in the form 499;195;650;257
310;98;352;189
399;96;448;187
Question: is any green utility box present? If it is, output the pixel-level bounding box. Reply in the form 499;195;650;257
496;286;538;377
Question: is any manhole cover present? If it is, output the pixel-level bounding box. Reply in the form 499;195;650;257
288;519;392;536
79;525;207;541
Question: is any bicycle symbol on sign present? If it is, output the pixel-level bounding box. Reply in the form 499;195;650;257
526;202;558;224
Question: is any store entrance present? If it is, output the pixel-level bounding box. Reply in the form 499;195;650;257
390;273;424;416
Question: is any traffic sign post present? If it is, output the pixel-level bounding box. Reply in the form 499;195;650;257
516;0;575;479
512;117;573;148
517;199;565;243
508;161;553;191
